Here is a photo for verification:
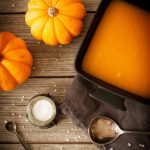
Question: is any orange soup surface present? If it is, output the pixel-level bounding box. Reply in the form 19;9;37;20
82;0;150;99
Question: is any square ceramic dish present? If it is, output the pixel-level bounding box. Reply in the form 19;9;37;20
75;0;150;111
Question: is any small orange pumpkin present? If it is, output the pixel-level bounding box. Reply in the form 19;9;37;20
25;0;86;45
0;32;33;91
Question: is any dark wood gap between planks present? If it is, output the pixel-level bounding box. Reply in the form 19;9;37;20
0;142;92;144
29;76;75;79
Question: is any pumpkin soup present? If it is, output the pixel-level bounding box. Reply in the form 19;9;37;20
82;0;150;99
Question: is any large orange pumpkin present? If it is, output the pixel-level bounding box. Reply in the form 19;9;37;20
25;0;86;45
0;32;33;91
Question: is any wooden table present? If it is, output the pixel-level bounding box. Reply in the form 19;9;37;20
0;0;100;149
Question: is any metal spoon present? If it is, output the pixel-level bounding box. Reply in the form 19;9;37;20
88;116;150;145
5;121;29;150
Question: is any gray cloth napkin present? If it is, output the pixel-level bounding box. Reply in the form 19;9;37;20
62;75;150;150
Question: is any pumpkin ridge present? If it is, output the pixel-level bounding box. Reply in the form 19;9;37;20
58;2;83;10
57;15;83;37
2;58;32;67
56;0;81;9
59;3;86;20
56;16;72;36
41;0;50;7
2;60;31;85
54;17;72;44
28;7;47;11
52;0;59;7
43;0;52;7
2;37;27;55
58;13;83;20
31;17;49;40
42;19;58;45
26;15;47;27
3;48;30;54
2;48;29;55
60;14;84;20
28;0;49;9
1;63;18;85
0;32;16;52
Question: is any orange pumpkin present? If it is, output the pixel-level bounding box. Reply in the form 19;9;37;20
25;0;86;45
0;32;33;91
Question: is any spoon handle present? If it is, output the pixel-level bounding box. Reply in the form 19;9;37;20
124;130;150;135
15;132;29;150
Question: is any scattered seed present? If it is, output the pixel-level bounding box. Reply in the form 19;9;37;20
4;120;8;124
77;135;80;138
22;126;25;128
12;4;16;7
60;147;63;150
59;45;62;48
75;144;78;147
37;41;41;44
63;89;66;92
29;129;32;132
53;84;56;87
19;114;22;118
54;89;57;92
66;138;69;142
109;148;114;150
12;102;15;106
55;58;59;62
12;112;15;116
128;143;132;147
26;133;29;136
139;144;145;148
21;96;25;101
32;66;36;70
67;130;70;133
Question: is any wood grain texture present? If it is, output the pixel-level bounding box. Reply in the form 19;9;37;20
0;78;73;105
0;0;99;148
0;0;100;13
0;78;91;143
0;144;97;150
0;116;90;143
0;14;94;77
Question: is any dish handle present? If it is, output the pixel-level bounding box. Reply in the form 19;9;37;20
89;88;126;111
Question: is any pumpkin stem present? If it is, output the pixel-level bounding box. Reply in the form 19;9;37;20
0;54;3;61
48;7;58;17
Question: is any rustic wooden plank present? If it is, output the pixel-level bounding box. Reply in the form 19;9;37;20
0;13;94;77
0;116;90;143
0;0;100;13
0;144;97;150
0;78;92;143
0;78;72;105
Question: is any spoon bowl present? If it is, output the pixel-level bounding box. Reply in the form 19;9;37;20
88;116;123;145
88;116;150;145
5;121;29;150
5;121;17;133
